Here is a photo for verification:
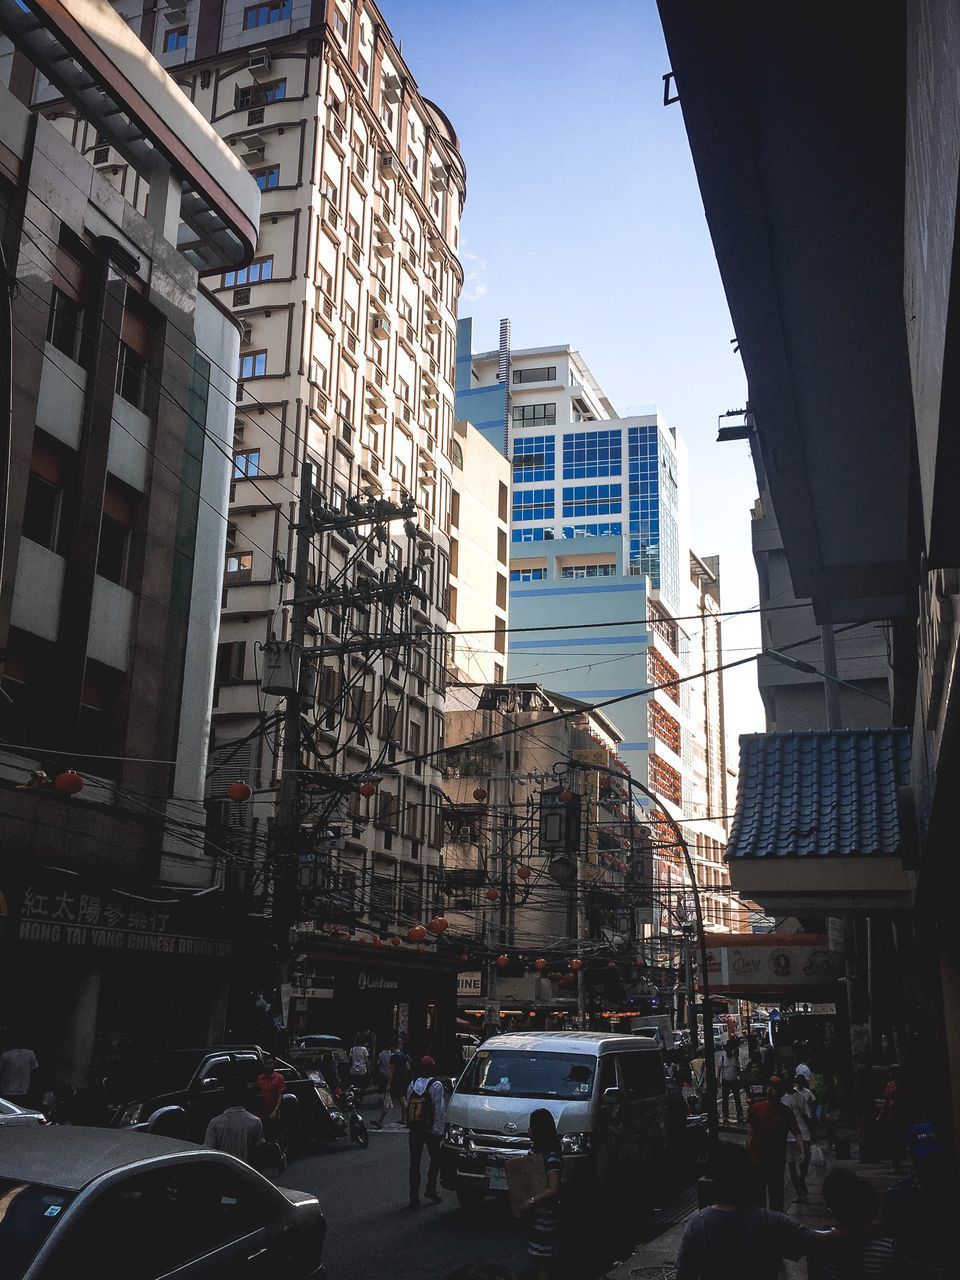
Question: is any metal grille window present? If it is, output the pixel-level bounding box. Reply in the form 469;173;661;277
562;484;622;518
512;488;554;523
512;366;556;384
512;403;557;428
512;434;555;482
563;429;622;479
370;873;395;918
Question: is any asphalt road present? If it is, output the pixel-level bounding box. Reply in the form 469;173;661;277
277;1117;698;1280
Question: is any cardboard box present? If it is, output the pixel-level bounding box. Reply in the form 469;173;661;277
505;1152;549;1218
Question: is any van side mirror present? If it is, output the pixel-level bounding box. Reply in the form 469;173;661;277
602;1086;620;1105
199;1077;220;1091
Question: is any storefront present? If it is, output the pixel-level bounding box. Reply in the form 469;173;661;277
290;940;457;1070
0;869;235;1090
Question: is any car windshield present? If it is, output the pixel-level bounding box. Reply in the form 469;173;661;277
457;1050;596;1100
0;1180;75;1279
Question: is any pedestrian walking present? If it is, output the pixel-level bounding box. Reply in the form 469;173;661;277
348;1035;370;1103
375;1040;411;1128
0;1040;38;1105
675;1143;832;1280
204;1085;263;1165
375;1042;392;1101
742;1059;767;1109
782;1077;813;1202
882;1121;956;1277
255;1053;287;1173
406;1055;445;1207
809;1169;895;1279
519;1108;563;1280
747;1075;804;1211
717;1041;744;1123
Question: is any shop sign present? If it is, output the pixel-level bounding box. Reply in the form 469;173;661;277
700;936;843;992
458;971;482;997
6;877;232;958
357;971;398;991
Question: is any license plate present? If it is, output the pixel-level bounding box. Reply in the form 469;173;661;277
487;1166;507;1190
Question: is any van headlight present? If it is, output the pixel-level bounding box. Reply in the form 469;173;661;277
119;1102;143;1127
445;1124;467;1147
561;1132;592;1154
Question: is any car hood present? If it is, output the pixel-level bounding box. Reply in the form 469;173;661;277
446;1092;592;1133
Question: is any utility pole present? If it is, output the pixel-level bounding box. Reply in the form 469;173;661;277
270;460;315;1035
820;622;842;729
576;794;588;1029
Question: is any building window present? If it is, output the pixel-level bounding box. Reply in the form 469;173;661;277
563;429;622;479
380;101;394;130
97;481;137;588
512;366;556;385
243;0;290;29
562;483;622;518
406;147;419;177
560;522;622;539
512;403;556;429
511;568;547;581
116;343;148;410
238;350;267;379
560;563;617;578
332;7;348;38
251;165;280;191
497;528;507;563
512;527;555;543
451;439;463;469
162;26;188;50
46;287;84;363
358;57;369;84
216;641;246;683
512;434;555;481
233;449;261;479
512;488;554;523
23;473;62;551
237;78;286;108
225;551;254;583
317;265;334;297
223;256;273;288
498;482;508;523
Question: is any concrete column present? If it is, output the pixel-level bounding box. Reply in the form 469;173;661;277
147;166;182;249
55;967;101;1089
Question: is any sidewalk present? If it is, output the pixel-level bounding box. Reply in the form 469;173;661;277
605;1141;896;1280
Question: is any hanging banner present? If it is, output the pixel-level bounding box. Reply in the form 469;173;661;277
700;934;844;994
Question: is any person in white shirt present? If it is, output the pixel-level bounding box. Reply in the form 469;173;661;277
782;1076;815;1201
0;1044;39;1103
204;1088;263;1165
406;1055;446;1208
349;1037;370;1102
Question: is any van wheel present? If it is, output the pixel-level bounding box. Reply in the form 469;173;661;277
456;1188;485;1211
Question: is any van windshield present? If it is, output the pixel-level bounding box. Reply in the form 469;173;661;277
458;1050;595;1100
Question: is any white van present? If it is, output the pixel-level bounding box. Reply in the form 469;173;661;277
440;1031;667;1207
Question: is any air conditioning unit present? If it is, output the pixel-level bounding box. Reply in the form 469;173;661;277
366;404;386;425
457;825;473;840
92;146;115;166
242;143;266;166
430;164;446;191
248;47;271;73
371;314;390;340
422;389;440;410
165;1;187;20
382;73;401;103
380;153;399;181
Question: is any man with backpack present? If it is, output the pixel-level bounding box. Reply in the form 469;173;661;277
406;1054;446;1208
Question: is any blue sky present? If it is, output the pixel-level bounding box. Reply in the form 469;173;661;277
383;0;764;750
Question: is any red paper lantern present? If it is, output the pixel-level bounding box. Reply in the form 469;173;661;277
484;888;499;902
517;865;532;881
569;958;583;972
548;971;563;984
558;789;575;803
227;780;251;802
358;781;377;798
496;954;510;969
560;973;576;988
472;787;488;802
427;916;449;935
54;771;84;796
391;936;402;947
533;958;547;972
372;935;382;947
408;924;427;943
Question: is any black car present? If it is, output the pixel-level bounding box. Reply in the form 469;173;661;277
1;1125;325;1279
94;1045;333;1147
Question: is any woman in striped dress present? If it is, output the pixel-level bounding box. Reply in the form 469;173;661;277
520;1109;563;1280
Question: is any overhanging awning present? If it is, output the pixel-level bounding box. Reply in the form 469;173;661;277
726;728;915;912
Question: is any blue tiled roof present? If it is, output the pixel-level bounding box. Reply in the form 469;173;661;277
727;728;911;860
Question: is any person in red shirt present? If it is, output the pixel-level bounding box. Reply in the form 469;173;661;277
747;1075;804;1211
255;1055;287;1172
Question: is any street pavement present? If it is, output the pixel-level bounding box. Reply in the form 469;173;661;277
277;1116;699;1280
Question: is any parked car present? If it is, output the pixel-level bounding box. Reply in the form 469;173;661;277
440;1031;667;1209
287;1035;349;1074
92;1046;343;1149
456;1032;480;1066
0;1096;47;1127
0;1125;325;1279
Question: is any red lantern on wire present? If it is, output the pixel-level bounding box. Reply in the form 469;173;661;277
496;953;510;969
371;935;383;947
54;771;84;796
427;916;449;935
484;887;499;902
391;936;402;947
472;787;488;802
227;780;251;802
517;865;532;881
408;925;427;943
560;973;576;988
548;971;563;984
533;957;547;972
569;958;583;972
358;781;377;799
558;789;575;803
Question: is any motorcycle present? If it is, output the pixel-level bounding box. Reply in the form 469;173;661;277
338;1084;368;1148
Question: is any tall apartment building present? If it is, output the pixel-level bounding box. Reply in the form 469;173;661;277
7;0;470;1055
456;323;744;933
0;0;261;1081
